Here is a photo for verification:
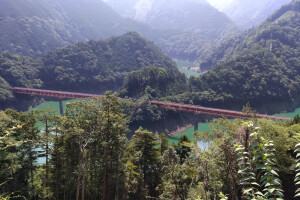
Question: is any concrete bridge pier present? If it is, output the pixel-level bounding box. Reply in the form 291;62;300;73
194;122;199;132
59;99;64;115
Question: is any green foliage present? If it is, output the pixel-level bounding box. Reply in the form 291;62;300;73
0;32;177;110
121;11;300;111
235;144;262;199
0;109;40;199
0;52;42;108
2;105;300;199
218;192;228;200
186;48;299;110
0;0;153;57
293;114;300;124
235;121;284;200
120;96;163;132
159;133;168;156
126;128;160;199
113;0;298;111
258;119;298;171
0;77;13;103
294;137;300;197
176;135;192;164
39;32;177;93
197;0;300;71
0;0;239;60
120;66;186;98
159;146;196;200
57;93;129;200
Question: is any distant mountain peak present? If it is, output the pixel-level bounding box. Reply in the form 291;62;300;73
220;0;292;30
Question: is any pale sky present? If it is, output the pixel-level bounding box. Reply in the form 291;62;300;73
103;0;236;11
206;0;235;10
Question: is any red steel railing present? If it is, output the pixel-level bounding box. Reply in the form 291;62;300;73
149;100;291;121
13;87;103;99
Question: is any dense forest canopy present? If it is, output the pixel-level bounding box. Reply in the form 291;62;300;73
0;32;177;110
40;32;177;92
0;0;153;57
2;0;300;199
197;0;300;71
118;0;300;114
1;95;300;199
0;0;239;61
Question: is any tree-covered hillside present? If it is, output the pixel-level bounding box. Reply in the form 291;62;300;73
0;0;151;57
0;0;239;61
1;94;300;199
105;0;240;60
40;32;177;92
222;0;292;30
120;1;300;113
0;32;177;110
197;0;300;71
119;66;187;98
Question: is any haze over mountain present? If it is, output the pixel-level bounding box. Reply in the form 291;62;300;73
218;0;292;30
106;0;239;60
177;0;300;111
0;0;151;56
0;0;239;60
196;0;300;71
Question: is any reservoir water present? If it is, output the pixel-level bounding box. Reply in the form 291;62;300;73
175;59;200;78
29;100;300;145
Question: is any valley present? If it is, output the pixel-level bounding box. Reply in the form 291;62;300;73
1;0;300;199
28;99;300;144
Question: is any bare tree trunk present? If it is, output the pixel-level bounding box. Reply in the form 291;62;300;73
30;146;35;200
102;147;108;200
76;148;83;200
55;124;59;200
45;119;49;191
115;155;121;200
81;151;88;200
244;127;250;152
115;173;119;200
103;104;111;200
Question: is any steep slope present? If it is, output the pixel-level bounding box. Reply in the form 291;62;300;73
106;0;239;60
197;0;300;71
221;0;292;30
0;0;150;57
0;32;177;110
40;32;177;93
180;0;300;112
121;0;300;113
0;52;43;110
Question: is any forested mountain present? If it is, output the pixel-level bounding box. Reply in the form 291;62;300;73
105;0;239;60
197;0;300;71
40;32;177;92
121;0;300;113
0;52;42;105
221;0;292;30
0;0;152;57
0;32;177;110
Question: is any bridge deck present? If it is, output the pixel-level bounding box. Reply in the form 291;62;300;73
13;87;292;121
13;87;103;99
149;100;291;121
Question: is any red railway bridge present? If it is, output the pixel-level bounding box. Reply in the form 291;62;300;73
13;87;291;121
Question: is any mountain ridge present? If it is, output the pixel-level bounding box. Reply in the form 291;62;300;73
0;0;152;57
196;0;300;71
0;32;178;110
